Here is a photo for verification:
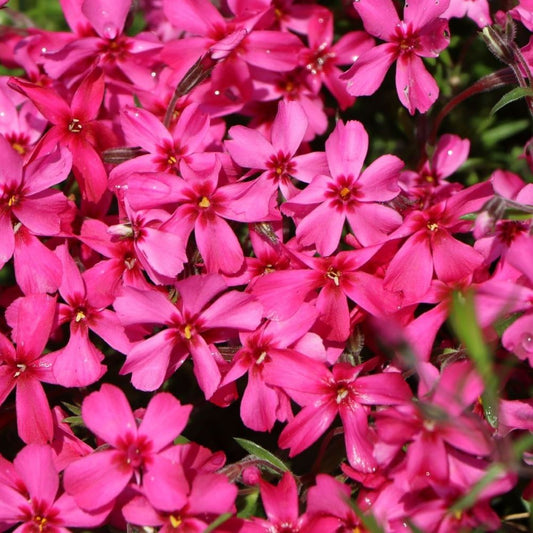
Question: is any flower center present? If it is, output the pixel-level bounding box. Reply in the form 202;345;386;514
169;515;182;528
336;386;349;404
68;118;83;133
183;324;193;340
198;196;211;208
427;221;439;232
326;267;341;286
13;363;27;378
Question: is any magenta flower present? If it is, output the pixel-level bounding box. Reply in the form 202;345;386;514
0;134;71;271
9;68;115;202
341;0;451;114
63;384;192;511
48;244;132;387
384;183;490;303
265;355;412;471
0;444;108;531
123;464;237;533
0;294;57;444
225;99;328;199
114;274;262;398
282;119;403;255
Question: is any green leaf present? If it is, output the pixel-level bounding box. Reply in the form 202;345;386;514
490;87;533;115
449;463;504;513
234;438;289;472
62;415;84;427
344;498;385;533
237;489;260;519
203;512;233;533
448;291;499;427
61;401;81;416
481;120;530;147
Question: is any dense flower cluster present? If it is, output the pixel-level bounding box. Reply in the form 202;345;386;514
0;0;532;531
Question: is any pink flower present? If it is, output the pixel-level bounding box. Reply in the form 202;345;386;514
9;68;115;202
0;444;108;531
0;294;57;444
225;99;328;199
265;355;411;471
63;384;192;511
341;0;451;114
282;119;403;255
114;274;262;397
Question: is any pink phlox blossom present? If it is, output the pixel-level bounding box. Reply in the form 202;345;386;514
223;222;291;287
47;244;132;387
299;9;374;109
226;99;328;200
376;361;492;488
0;79;47;159
474;170;533;264
304;474;364;532
122;460;238;533
42;0;162;89
114;274;263;398
79;217;152;302
161;155;278;274
383;182;491;304
244;472;309;532
252;246;403;343
443;0;492;27
0;134;71;270
108;102;212;187
8;68;116;203
0;293;57;444
246;67;329;139
341;0;451;114
282;119;403;255
0;444;109;532
222;303;323;431
264;355;412;472
107;198;187;284
400;134;470;204
382;449;516;533
63;383;192;511
162;0;302;80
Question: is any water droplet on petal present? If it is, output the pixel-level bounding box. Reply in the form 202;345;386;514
521;334;533;352
102;23;116;39
41;47;47;53
214;89;220;95
265;49;271;54
435;0;439;4
447;149;453;155
0;111;4;117
425;471;431;477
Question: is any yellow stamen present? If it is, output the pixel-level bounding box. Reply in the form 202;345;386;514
339;187;351;199
75;310;86;322
183;324;193;340
427;221;439;232
169;515;182;528
336;387;349;404
198;196;210;208
7;195;18;207
326;268;341;286
11;142;25;154
168;155;177;165
68;118;83;133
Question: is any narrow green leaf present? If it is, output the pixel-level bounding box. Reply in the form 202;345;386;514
449;464;504;513
61;401;81;416
203;512;233;533
62;415;84;427
490;87;533;115
237;489;259;519
234;438;289;472
345;498;385;533
481;120;530;147
448;291;499;427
